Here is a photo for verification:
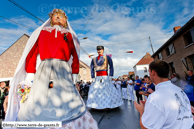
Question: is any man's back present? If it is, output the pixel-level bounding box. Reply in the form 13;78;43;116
142;81;193;129
134;79;141;90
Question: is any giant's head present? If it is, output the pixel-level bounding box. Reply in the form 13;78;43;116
96;46;104;55
49;9;68;28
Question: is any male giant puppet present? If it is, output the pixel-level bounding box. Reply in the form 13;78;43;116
5;9;98;129
87;46;123;109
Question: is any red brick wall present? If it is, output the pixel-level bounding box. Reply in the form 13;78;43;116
153;24;194;80
79;61;92;82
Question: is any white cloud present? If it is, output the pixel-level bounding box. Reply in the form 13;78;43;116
0;16;39;48
77;1;194;78
0;28;30;47
10;16;41;29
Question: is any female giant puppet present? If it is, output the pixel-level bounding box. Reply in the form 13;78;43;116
5;9;98;128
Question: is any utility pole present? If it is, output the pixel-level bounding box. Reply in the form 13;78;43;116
149;36;154;54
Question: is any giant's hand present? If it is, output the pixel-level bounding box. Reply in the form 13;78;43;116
72;74;77;85
109;76;112;81
25;73;35;86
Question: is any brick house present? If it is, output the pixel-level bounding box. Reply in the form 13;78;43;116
0;34;29;80
133;52;154;78
0;34;92;82
152;16;194;80
79;61;92;82
122;75;128;79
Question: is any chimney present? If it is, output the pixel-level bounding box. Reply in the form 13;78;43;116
173;26;181;33
146;52;149;55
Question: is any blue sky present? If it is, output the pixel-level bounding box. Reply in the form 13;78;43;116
0;0;194;78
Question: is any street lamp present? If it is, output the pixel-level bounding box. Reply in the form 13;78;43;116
126;51;133;53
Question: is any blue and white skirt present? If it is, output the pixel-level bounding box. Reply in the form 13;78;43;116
17;59;98;129
87;76;123;109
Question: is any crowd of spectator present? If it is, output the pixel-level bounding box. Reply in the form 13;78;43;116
134;60;194;129
0;81;10;120
110;60;194;128
170;70;194;107
75;80;91;98
112;74;156;104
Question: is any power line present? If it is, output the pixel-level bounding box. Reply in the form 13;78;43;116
8;0;91;56
8;0;44;23
81;37;149;46
82;0;113;37
77;0;102;37
0;15;34;30
81;44;95;49
1;14;90;56
80;46;91;55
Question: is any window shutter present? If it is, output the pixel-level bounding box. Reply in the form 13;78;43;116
181;58;189;70
170;44;175;54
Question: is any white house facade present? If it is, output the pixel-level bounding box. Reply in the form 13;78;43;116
133;52;154;78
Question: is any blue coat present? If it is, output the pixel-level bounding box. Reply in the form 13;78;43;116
121;81;127;88
134;79;141;91
184;84;194;102
90;56;114;78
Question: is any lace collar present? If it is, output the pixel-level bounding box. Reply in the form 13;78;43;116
42;25;70;38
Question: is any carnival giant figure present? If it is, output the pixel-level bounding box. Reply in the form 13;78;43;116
5;9;98;129
87;46;123;109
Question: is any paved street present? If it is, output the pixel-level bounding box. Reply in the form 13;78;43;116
84;98;141;129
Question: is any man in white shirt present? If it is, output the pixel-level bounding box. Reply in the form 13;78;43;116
115;78;122;96
112;78;116;87
134;60;193;129
126;77;134;101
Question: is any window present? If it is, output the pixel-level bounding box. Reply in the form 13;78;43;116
183;28;194;46
181;58;189;70
183;31;193;46
144;67;147;73
169;62;175;74
77;74;81;81
188;54;194;69
166;44;175;56
83;68;86;75
191;28;194;43
158;52;163;60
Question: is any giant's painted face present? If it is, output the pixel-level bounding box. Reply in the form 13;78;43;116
97;49;104;55
51;12;67;27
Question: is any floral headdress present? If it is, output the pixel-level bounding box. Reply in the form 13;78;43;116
49;9;67;17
